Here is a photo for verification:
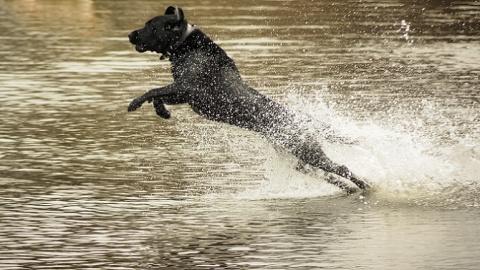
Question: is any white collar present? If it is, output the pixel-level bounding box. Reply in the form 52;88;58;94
178;23;195;45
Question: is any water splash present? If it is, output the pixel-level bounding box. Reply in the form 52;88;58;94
235;146;341;200
250;85;480;203
399;19;413;44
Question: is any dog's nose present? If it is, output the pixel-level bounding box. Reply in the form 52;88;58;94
128;31;139;44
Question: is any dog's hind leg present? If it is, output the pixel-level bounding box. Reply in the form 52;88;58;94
294;159;356;194
311;153;370;190
293;141;370;190
327;163;370;190
325;175;357;195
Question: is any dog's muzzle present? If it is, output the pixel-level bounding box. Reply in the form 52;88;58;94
128;31;148;53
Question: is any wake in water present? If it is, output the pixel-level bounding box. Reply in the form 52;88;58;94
238;85;479;205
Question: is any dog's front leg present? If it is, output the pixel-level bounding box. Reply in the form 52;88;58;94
151;98;171;119
127;84;180;112
150;93;189;119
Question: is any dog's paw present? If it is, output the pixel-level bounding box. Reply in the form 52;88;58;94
127;98;144;112
156;108;171;119
153;98;171;119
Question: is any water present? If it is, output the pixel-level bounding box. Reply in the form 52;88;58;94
1;0;479;269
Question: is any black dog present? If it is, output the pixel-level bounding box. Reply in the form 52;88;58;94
127;6;370;193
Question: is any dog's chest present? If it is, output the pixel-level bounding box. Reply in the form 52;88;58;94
170;50;252;123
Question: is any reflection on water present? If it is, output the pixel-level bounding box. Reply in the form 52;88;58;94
1;0;479;269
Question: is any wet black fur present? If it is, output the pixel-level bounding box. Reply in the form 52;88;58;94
127;6;370;193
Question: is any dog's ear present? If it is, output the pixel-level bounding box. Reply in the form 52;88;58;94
164;6;184;21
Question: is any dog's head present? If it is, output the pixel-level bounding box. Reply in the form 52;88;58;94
128;6;188;56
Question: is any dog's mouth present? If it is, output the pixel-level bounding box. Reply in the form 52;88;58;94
135;43;148;53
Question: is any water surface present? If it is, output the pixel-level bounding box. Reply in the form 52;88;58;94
1;0;479;269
